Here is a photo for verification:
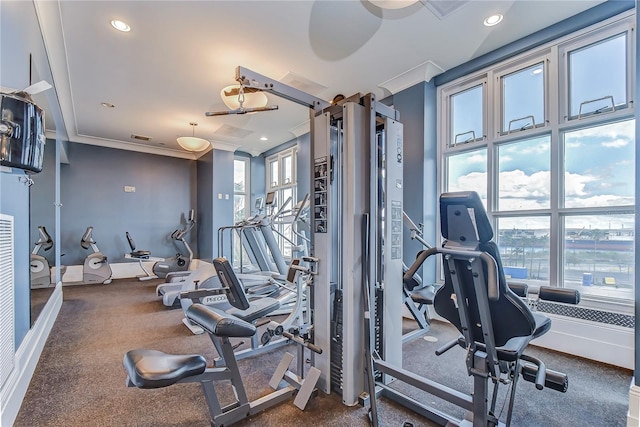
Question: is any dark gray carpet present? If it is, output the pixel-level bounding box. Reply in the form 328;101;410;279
14;278;632;426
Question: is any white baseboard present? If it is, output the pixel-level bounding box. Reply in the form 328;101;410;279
61;260;204;284
531;313;633;369
0;282;62;426
431;311;633;370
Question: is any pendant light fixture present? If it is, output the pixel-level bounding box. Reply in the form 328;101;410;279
220;85;268;110
368;0;420;9
177;122;210;152
206;84;278;116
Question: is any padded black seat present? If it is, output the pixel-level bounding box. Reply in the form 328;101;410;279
125;232;151;258
410;286;435;305
123;349;206;388
533;312;552;338
187;303;257;337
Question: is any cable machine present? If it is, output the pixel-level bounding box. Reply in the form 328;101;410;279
311;94;403;404
232;67;404;404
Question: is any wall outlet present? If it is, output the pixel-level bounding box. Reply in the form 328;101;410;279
124;186;136;193
225;194;229;200
218;193;223;199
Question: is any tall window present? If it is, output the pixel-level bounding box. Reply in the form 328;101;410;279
266;147;297;259
234;157;250;223
439;13;635;304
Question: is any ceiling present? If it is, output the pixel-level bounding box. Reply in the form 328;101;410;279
33;0;604;160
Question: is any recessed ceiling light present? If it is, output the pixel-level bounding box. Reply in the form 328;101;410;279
483;14;503;27
260;137;268;141
101;102;115;108
110;20;131;32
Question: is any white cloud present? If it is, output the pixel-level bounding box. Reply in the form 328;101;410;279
449;171;486;198
564;171;598;196
601;138;629;148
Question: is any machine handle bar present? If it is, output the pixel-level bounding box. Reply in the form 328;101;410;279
282;331;322;354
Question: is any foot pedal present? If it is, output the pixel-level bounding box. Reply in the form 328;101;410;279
231;341;245;350
269;352;294;389
293;366;321;410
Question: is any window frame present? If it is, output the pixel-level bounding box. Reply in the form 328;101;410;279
440;75;488;148
233;156;250;222
558;19;635;123
265;146;298;259
437;11;636;307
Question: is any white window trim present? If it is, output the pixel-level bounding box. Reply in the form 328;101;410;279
234;157;250;221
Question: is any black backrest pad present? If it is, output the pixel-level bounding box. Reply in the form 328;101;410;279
126;232;136;251
434;192;537;347
440;191;493;242
212;257;250;310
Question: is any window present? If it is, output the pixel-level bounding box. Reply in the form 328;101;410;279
567;33;628;118
562;120;635;208
497;135;550;210
450;83;484;146
445;147;487;205
439;14;635;304
500;62;545;133
265;147;297;259
234;158;249;223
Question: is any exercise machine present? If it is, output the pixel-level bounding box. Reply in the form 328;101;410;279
401;211;436;343
124;232;165;281
80;226;112;285
180;257;317;362
152;209;195;279
123;257;323;426
370;191;573;426
30;226;65;288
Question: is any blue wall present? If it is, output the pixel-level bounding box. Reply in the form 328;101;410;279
391;82;438;284
0;171;31;348
0;0;59;350
197;150;214;260
59;143;197;265
197;148;234;260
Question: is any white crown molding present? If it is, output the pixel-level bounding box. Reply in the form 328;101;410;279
246;149;263;157
378;60;445;94
210;141;240;152
289;120;310;138
69;134;197;159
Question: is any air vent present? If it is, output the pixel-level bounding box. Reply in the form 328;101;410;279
130;134;152;142
213;124;254;139
422;0;469;20
0;214;15;389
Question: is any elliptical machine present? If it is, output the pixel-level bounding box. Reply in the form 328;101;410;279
30;226;65;288
152;209;195;279
80;226;112;284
